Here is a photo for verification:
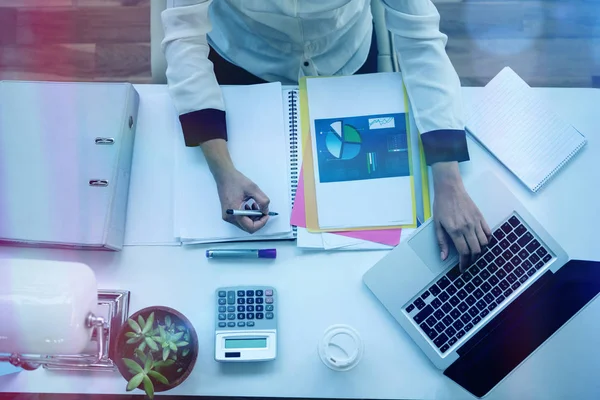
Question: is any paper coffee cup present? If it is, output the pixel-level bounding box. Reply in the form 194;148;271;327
318;324;364;371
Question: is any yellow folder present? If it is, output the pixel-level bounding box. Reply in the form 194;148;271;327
298;76;431;232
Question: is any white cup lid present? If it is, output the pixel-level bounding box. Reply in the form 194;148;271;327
318;324;364;371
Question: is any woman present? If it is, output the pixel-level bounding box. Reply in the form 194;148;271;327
161;0;490;271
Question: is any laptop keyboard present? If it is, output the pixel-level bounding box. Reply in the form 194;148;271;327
404;213;554;354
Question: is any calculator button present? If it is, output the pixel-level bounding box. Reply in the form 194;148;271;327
218;322;226;328
227;313;235;320
256;298;263;304
246;290;254;296
238;305;245;312
237;313;245;320
266;312;274;319
218;306;226;313
246;305;255;312
218;299;226;305
247;321;255;327
227;291;236;305
246;313;255;319
256;290;264;296
227;306;235;313
218;314;226;320
256;305;264;312
265;289;273;296
237;322;245;327
237;298;245;304
247;298;254;305
265;297;273;304
237;290;245;297
218;291;226;297
256;313;264;319
227;322;236;328
266;305;274;311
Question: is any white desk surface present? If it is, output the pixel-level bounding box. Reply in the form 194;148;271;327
1;85;599;400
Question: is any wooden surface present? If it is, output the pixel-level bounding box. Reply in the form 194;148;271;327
0;0;598;86
0;0;151;83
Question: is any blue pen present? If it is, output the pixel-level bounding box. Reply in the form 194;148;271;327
206;249;277;259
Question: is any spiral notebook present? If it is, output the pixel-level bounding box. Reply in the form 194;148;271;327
465;67;587;192
173;83;300;243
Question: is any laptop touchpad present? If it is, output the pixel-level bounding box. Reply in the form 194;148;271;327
408;222;458;274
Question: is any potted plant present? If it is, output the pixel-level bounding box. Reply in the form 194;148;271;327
115;306;198;399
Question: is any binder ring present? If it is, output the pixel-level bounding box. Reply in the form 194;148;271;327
89;180;109;187
95;138;114;145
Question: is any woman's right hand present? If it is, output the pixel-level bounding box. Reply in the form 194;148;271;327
200;138;271;234
215;168;271;234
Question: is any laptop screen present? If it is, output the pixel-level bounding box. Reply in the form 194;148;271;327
443;260;600;398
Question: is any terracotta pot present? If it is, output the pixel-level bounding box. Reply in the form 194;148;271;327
114;306;198;394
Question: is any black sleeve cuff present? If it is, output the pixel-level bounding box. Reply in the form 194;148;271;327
420;129;470;165
179;109;227;147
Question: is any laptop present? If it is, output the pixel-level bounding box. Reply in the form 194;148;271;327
363;170;600;398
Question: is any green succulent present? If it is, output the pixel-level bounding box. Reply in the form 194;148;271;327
124;312;160;352
123;352;168;400
122;311;193;398
155;324;189;361
181;329;191;357
175;323;191;357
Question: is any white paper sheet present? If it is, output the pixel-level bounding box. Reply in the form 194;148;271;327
124;93;180;246
321;233;393;250
306;73;415;229
174;83;293;243
296;227;324;249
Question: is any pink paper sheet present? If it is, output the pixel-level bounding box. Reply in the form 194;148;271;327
290;168;402;246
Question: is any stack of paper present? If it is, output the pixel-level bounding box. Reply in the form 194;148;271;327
292;168;413;250
292;73;429;250
173;83;294;244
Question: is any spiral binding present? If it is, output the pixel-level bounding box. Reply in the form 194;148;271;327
288;90;299;236
532;138;587;192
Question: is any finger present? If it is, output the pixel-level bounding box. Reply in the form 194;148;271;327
450;233;471;273
248;186;270;213
435;221;449;261
463;227;482;268
223;215;249;233
237;215;269;234
480;216;492;239
252;215;269;230
236;216;256;233
249;202;262;221
475;222;489;254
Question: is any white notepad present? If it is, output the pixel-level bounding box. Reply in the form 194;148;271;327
174;82;299;244
465;67;587;192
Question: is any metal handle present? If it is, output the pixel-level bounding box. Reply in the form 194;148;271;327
95;138;115;145
89;180;108;187
0;313;106;370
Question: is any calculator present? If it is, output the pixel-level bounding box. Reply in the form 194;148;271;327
215;286;277;362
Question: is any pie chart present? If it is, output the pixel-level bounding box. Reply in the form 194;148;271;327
325;121;362;160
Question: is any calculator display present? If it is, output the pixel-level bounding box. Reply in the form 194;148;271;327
225;338;267;349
